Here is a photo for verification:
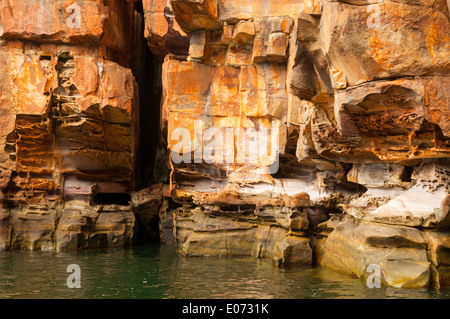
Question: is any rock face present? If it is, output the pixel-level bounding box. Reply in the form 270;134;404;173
0;0;449;288
0;0;139;250
142;0;450;288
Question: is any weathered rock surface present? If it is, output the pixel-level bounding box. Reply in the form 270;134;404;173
317;216;431;288
316;215;450;288
321;0;450;86
0;0;139;251
344;160;450;228
141;0;449;288
0;0;449;289
171;205;312;266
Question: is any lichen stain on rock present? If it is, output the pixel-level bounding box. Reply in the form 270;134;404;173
369;30;392;71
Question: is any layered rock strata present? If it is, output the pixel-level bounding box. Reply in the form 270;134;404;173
0;0;449;289
141;0;450;288
0;0;139;250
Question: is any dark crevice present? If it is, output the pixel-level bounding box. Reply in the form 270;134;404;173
402;165;414;182
127;1;166;245
132;1;165;190
92;193;131;206
133;213;161;245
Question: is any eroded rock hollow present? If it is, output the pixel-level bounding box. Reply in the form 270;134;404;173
0;0;449;288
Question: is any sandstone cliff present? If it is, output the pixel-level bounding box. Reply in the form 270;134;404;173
0;0;449;289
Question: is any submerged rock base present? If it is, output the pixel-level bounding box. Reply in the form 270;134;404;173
131;180;450;289
316;216;450;289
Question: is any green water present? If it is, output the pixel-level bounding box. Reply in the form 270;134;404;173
0;244;449;299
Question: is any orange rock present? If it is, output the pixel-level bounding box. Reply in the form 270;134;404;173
218;0;304;20
321;1;450;86
143;0;189;58
172;0;220;31
0;0;135;52
162;59;212;115
211;65;241;116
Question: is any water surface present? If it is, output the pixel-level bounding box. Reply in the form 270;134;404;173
0;244;448;299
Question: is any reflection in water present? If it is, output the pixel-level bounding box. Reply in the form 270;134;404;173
0;244;448;299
